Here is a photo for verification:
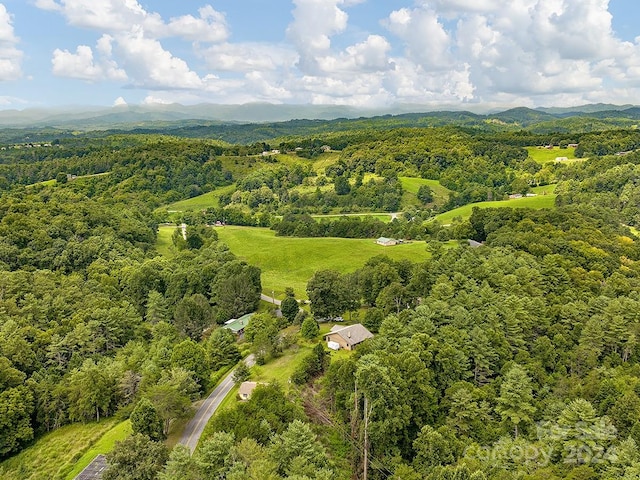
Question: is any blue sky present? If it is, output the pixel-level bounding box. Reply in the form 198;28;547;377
0;0;639;110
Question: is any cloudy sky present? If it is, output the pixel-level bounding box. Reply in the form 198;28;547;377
0;0;639;110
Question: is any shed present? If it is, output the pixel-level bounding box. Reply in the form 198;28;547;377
238;381;258;400
325;324;374;351
376;237;398;247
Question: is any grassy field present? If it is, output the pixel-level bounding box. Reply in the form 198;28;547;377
0;419;119;480
399;177;452;204
526;146;577;163
211;226;434;298
531;183;557;194
64;421;131;480
159;183;237;213
433;194;557;224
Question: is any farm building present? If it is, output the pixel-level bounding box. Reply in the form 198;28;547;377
325;324;374;351
376;237;398;246
222;313;254;337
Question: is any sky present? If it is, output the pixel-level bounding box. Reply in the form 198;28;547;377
0;0;639;111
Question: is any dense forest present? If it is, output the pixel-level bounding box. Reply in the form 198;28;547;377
1;111;640;479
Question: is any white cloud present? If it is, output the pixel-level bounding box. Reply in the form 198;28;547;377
115;28;202;89
0;4;22;81
113;96;127;106
201;42;298;72
52;35;127;81
166;5;228;43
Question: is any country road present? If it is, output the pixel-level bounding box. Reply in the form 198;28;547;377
178;354;255;452
260;293;281;305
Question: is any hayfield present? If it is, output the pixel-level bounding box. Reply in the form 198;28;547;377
526;146;577;163
399;177;452;205
214;226;434;298
433;193;557;224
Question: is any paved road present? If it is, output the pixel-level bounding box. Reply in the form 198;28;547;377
260;293;281;306
179;354;255;452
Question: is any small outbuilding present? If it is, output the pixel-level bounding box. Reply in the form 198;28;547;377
376;237;398;247
238;381;258;400
325;323;374;351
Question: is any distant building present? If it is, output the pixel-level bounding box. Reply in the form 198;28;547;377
238;381;259;400
324;324;374;351
223;313;254;338
376;237;398;246
555;156;568;161
468;239;483;248
320;145;331;152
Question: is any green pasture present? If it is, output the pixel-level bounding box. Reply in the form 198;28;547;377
400;177;451;200
530;183;557;194
159;184;237;213
312;152;341;173
434;194;557;225
526;146;577;164
214;226;432;298
0;419;119;480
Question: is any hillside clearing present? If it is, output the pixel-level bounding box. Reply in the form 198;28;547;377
213;226;434;298
433;194;557;224
526;146;577;163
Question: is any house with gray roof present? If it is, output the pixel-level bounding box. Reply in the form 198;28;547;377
325;323;374;351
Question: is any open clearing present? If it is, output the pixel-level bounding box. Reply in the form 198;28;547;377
399;177;452;205
213;226;433;298
526;146;577;164
433;193;557;224
158;183;237;213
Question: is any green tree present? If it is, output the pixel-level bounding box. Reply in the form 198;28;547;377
307;270;347;319
130;398;165;441
233;362;250;385
145;290;168;324
417;184;433;204
145;384;191;436
173;294;213;341
496;364;536;438
158;445;195;480
212;261;261;320
0;386;34;456
103;433;169;480
171;339;208;390
206;328;241;370
280;293;299;325
269;419;328;476
300;316;320;340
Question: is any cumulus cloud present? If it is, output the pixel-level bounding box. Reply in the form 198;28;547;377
115;28;202;89
29;0;640;107
166;5;228;43
113;96;127;106
0;4;22;81
52;35;127;81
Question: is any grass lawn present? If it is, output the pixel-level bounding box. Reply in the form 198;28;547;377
312;152;341;174
158;184;237;213
531;183;557;195
214;226;432;298
526;146;577;164
0;419;118;480
433;194;557;224
156;223;178;257
64;421;132;480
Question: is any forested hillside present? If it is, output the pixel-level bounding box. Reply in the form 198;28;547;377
1;112;640;479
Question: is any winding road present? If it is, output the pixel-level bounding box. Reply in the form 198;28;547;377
178;354;255;452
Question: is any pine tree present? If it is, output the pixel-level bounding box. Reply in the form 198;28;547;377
496;364;536;438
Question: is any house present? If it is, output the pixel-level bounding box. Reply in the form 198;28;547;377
223;313;254;338
376;237;398;246
238;381;258;400
325;324;374;351
320;145;331;152
555;156;568;162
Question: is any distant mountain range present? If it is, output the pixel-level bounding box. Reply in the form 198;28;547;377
0;102;638;130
